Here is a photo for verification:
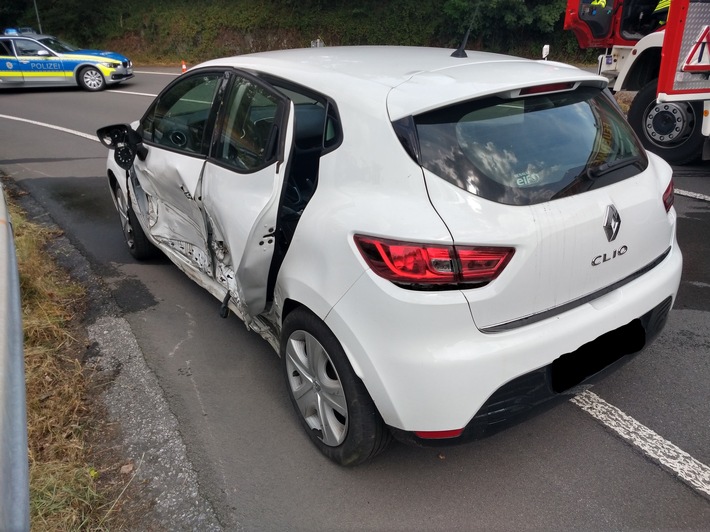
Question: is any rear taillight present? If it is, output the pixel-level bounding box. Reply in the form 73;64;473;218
354;235;514;288
457;247;515;282
663;179;674;212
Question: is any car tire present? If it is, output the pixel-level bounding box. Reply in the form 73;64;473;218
627;79;703;165
112;181;158;260
78;66;106;91
281;308;391;466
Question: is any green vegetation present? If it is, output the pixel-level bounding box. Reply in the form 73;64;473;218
2;0;598;64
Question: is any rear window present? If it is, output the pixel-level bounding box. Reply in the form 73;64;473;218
409;86;648;206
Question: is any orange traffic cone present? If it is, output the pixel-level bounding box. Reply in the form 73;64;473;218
181;60;187;73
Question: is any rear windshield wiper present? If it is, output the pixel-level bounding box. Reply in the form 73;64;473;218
587;155;644;179
550;155;644;201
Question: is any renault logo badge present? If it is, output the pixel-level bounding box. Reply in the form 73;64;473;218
603;205;621;242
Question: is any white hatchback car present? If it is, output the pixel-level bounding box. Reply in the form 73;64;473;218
98;46;682;465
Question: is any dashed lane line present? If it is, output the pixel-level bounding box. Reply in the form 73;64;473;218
133;70;180;76
571;390;710;499
676;188;710;202
106;89;159;97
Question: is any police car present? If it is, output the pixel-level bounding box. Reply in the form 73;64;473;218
0;28;133;91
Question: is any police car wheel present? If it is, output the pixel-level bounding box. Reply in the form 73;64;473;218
79;66;106;91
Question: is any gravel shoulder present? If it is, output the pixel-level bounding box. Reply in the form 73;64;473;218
7;177;222;530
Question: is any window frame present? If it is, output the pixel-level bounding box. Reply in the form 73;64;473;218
12;38;52;57
208;69;291;174
260;74;344;156
409;86;648;206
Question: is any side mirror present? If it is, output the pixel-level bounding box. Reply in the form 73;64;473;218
97;124;130;149
96;124;144;170
36;49;50;57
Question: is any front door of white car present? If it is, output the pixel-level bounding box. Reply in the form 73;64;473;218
133;69;295;320
132;72;222;276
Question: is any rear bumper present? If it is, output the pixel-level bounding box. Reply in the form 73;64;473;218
391;295;672;447
325;239;681;433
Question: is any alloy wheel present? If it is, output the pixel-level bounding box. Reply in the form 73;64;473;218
285;330;348;446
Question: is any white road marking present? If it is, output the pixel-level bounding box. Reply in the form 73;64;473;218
0;114;98;142
134;70;180;76
106;89;158;97
676;188;710;202
571;390;710;498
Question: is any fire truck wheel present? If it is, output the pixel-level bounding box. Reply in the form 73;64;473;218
628;80;704;166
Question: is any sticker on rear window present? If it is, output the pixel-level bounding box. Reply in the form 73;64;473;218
514;172;542;187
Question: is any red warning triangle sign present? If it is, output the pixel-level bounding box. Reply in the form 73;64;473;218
683;25;710;72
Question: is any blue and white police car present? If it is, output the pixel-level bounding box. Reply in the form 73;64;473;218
0;28;133;91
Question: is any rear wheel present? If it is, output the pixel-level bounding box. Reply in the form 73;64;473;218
78;66;106;91
281;308;390;466
111;181;157;260
627;79;704;165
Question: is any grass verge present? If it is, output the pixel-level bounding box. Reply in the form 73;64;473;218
7;187;131;530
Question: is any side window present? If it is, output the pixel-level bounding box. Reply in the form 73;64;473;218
270;81;342;152
14;39;45;56
0;41;13;56
140;73;221;155
214;77;281;171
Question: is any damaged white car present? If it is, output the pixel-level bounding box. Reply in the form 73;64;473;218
97;46;682;466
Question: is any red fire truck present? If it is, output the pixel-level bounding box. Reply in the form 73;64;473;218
565;0;710;164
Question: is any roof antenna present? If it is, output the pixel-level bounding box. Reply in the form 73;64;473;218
451;19;473;58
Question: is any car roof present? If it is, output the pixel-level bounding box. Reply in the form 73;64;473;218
196;46;608;119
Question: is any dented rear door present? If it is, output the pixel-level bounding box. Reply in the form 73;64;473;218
201;71;295;319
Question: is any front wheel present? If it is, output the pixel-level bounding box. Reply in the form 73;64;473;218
627;80;704;165
111;180;158;260
281;308;390;466
78;66;106;91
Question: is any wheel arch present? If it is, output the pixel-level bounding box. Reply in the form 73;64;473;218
107;166;119;191
74;63;108;90
106;165;130;209
281;297;367;379
281;297;302;327
617;47;661;91
73;62;96;80
280;303;392;464
280;299;400;435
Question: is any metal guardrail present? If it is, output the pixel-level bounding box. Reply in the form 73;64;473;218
0;184;30;532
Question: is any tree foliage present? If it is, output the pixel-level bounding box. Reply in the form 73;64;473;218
443;0;567;49
0;0;587;64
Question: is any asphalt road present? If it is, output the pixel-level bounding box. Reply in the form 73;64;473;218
1;69;710;530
